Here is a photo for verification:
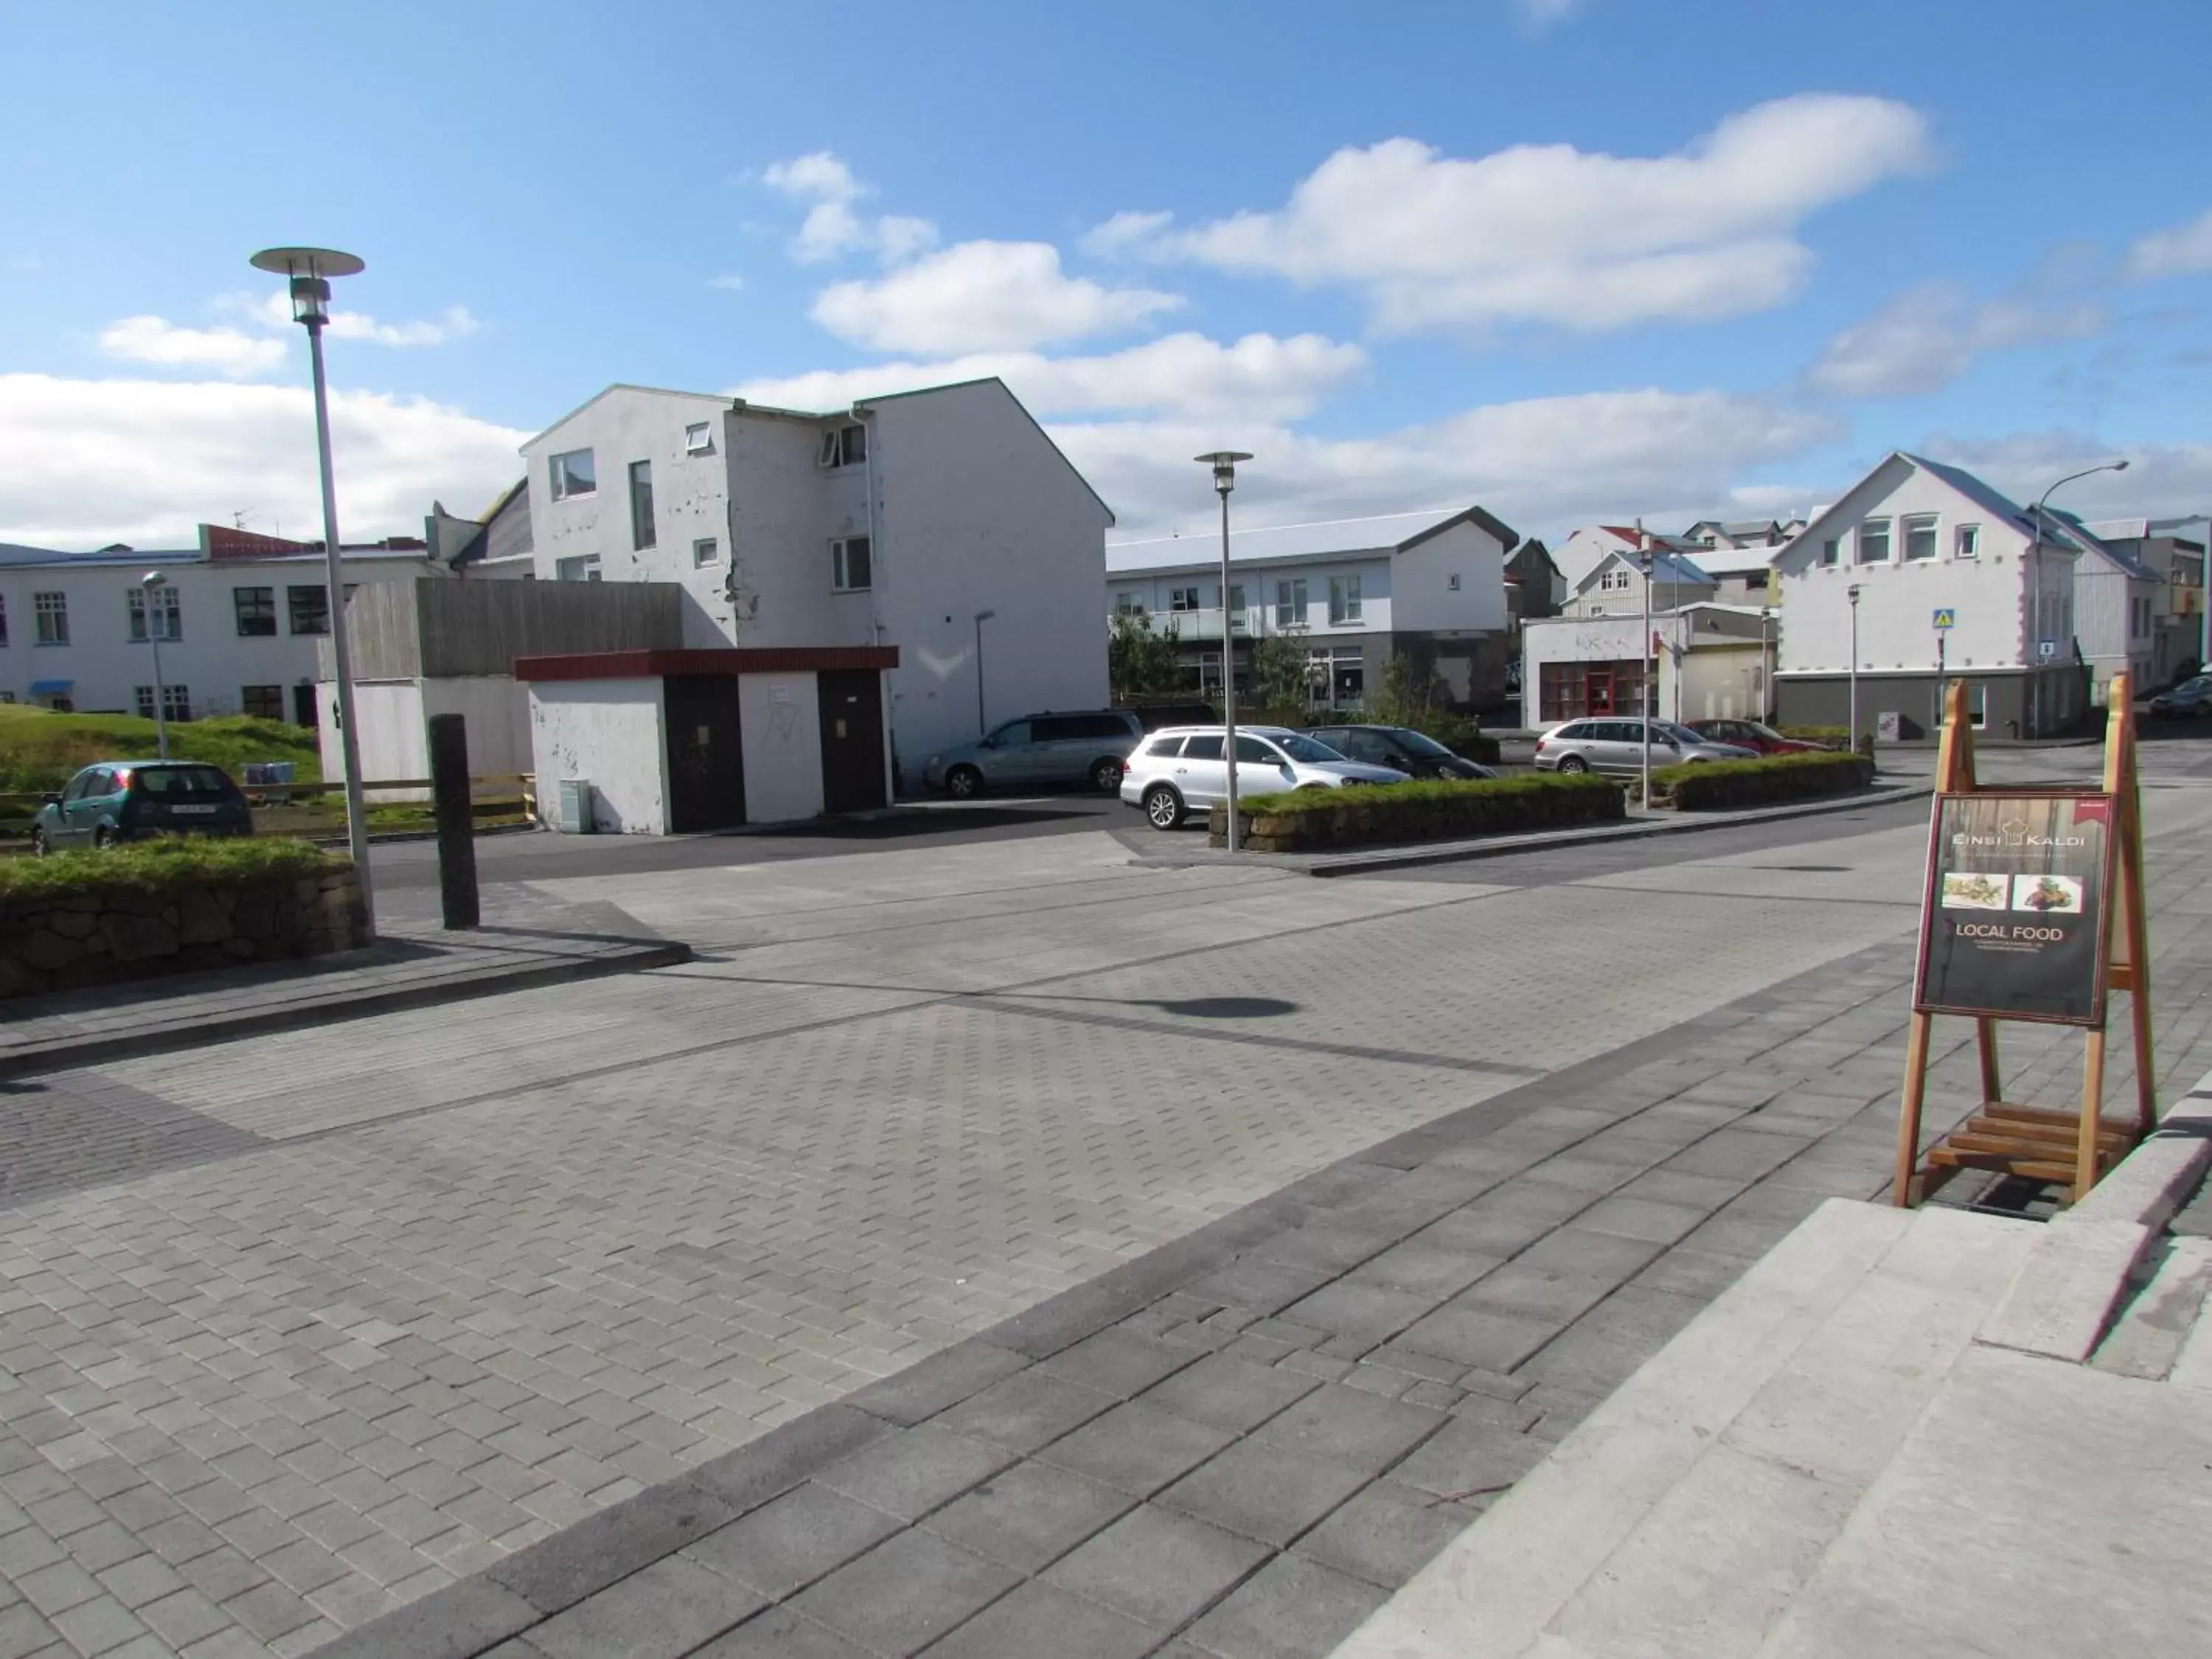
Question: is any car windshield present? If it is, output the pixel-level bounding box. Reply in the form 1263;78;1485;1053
1391;729;1457;758
1658;723;1710;745
1275;733;1347;762
135;765;232;796
1736;721;1788;741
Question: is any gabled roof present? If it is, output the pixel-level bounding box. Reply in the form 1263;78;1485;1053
1107;505;1514;575
1573;546;1714;592
1900;453;2041;536
2043;509;2158;581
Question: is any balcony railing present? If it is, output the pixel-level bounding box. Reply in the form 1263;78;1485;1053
1116;607;1262;641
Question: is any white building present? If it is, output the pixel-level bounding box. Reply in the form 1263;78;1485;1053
1773;453;2084;739
0;526;448;725
2087;515;2208;686
1550;524;1709;595
1522;603;1773;728
1105;507;1517;710
1559;545;1719;622
1680;518;1799;606
518;378;1113;787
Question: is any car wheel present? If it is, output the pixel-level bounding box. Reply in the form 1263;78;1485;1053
945;765;984;799
1089;756;1124;793
1557;754;1589;773
1144;785;1184;830
94;826;117;849
29;826;49;858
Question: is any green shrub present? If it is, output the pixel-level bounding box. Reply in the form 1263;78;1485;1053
1777;725;1849;744
0;836;343;903
1653;751;1874;811
1220;772;1624;850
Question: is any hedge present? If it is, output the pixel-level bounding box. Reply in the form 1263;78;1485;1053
1777;725;1849;744
1210;773;1624;852
1653;751;1874;811
0;837;343;904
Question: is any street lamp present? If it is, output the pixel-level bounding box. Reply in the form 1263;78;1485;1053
2027;459;2129;736
1847;585;1862;748
140;571;170;760
1195;452;1252;852
251;246;374;926
973;609;996;736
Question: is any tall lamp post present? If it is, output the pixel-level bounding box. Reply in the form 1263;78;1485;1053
1846;584;1862;748
973;608;995;736
2027;459;2129;735
1196;452;1253;852
140;571;171;759
251;247;373;925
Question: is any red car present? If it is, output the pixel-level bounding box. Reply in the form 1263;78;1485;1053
1686;719;1829;755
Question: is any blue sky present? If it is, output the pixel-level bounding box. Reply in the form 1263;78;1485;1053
3;0;2209;549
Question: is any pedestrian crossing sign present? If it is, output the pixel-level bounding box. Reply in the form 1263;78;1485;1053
1932;608;1957;630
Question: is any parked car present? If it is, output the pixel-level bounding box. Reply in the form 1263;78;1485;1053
30;761;254;855
1304;723;1497;779
924;710;1144;798
2147;675;2212;719
1685;718;1829;754
1531;718;1759;776
1116;701;1220;732
1119;726;1408;830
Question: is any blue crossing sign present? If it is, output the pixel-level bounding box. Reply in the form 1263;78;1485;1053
1932;608;1958;630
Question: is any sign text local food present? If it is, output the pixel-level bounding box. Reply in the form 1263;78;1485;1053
1915;792;2117;1026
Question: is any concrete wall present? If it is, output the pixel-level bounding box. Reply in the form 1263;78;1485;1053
528;678;667;833
1773;668;2086;740
737;672;824;824
327;681;428;790
1393;518;1508;635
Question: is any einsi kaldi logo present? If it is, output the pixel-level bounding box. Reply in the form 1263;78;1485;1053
1952;817;2087;850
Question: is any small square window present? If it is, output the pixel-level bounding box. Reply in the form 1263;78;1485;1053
1857;518;1892;563
1903;514;1938;561
1447;573;1461;591
234;586;276;637
1820;538;1840;567
549;448;596;500
241;685;284;720
819;424;867;468
556;555;602;583
684;422;713;455
1169;586;1200;613
287;585;330;636
832;535;872;592
693;538;719;569
1955;524;1980;559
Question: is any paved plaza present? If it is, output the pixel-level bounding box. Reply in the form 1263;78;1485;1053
3;743;2211;1656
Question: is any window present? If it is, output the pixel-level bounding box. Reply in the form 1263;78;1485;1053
288;584;330;635
692;538;719;569
1447;574;1462;591
0;594;7;647
549;448;596;500
831;535;872;592
1169;586;1200;613
1820;538;1840;567
1113;591;1144;616
1903;514;1938;561
1275;577;1307;627
1183;734;1225;760
135;685;190;722
990;720;1032;748
128;585;182;641
1955;524;1980;560
1857;518;1892;563
819;424;867;467
1968;683;1987;730
240;685;285;720
34;591;67;644
684;421;713;455
234;586;276;636
1600;566;1632;591
1329;574;1363;625
555;555;602;582
620;459;653;551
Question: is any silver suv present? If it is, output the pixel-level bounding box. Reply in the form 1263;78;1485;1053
924;710;1143;798
1119;726;1408;830
1534;717;1756;774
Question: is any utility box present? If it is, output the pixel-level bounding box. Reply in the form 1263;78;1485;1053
552;778;594;834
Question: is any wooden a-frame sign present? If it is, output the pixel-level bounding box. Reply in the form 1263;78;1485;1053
1893;672;2157;1206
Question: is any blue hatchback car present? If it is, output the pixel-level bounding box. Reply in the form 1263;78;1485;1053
31;761;254;855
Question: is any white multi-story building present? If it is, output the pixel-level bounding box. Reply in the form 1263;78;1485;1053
1559;544;1718;622
1105;507;1517;710
1773;453;2085;739
0;528;447;726
2087;515;2208;687
518;377;1113;783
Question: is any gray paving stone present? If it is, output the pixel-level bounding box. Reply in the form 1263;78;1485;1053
922;1459;1135;1573
790;1528;1020;1657
933;1371;1118;1455
1388;1416;1554;1500
290;1575;536;1659
482;1481;735;1616
841;1343;1031;1430
1249;1383;1447;1475
1454;1259;1623;1325
1630;1245;1756;1301
1276;1281;1435;1346
1033;1401;1237;1498
1183;1553;1390;1659
1037;1329;1198;1400
684;1483;902;1601
686;1405;894;1516
692;1605;874;1657
1346;1242;1503;1301
919;1579;1160;1659
1043;1504;1270;1632
1290;1479;1478;1589
1571;1194;1714;1246
1155;1438;1373;1547
1138;1354;1321;1436
814;1427;1018;1524
1253;1220;1402;1274
1178;1256;1343;1318
527;1556;765;1659
1392;1304;1559;1374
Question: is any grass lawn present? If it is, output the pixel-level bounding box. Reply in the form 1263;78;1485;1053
0;705;323;794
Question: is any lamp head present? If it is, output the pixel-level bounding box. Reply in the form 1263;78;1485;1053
2112;458;2131;473
249;247;364;328
1194;451;1253;496
1847;585;1861;602
140;570;165;589
974;608;996;623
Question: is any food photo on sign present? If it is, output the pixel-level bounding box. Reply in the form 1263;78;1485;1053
1916;793;2117;1025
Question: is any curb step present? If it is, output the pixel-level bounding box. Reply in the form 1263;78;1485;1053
2090;1237;2212;1381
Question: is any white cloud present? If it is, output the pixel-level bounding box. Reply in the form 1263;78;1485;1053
2126;208;2212;281
759;150;939;265
234;291;481;347
1080;210;1175;258
1105;94;1933;335
1514;0;1586;27
1065;387;1841;538
1808;281;2106;397
737;331;1367;422
0;373;527;548
97;316;288;378
810;240;1183;353
1902;429;2212;524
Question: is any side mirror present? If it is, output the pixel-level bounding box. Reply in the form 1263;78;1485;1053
41;793;62;807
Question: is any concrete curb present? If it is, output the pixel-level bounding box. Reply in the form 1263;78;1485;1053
0;938;692;1081
1127;783;1931;878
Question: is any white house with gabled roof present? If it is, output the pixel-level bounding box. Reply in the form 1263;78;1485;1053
1773;452;2085;740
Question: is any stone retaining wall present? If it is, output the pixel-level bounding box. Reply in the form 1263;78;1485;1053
0;870;369;999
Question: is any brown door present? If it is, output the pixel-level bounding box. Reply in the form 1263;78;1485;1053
1587;670;1613;715
663;675;747;832
817;670;887;813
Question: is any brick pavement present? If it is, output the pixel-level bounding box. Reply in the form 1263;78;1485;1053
1;762;2208;1658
